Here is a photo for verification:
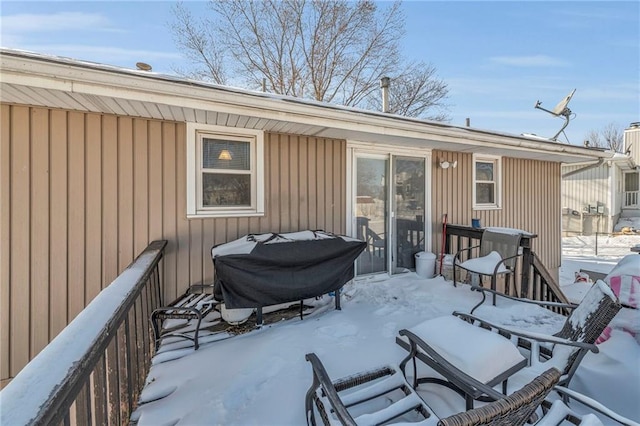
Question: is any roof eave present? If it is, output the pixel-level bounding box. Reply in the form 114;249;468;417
0;48;611;163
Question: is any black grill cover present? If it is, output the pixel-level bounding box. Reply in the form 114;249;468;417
213;234;366;309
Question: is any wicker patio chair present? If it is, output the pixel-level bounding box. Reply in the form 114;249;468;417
304;353;434;426
437;368;560;426
452;229;523;297
453;279;621;394
304;352;561;426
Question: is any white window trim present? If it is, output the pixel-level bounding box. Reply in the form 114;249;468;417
186;122;265;218
472;154;502;210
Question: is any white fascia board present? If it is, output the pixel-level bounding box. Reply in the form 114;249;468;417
0;51;613;162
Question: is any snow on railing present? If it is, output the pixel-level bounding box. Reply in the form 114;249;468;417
0;240;167;426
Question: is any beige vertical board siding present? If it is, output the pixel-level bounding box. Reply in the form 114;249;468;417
298;137;310;230
147;121;164;243
279;134;291;231
431;152;561;277
307;138;318;229
133;119;149;256
267;133;280;232
189;217;204;287
625;127;640;165
314;139;331;229
280;134;293;230
561;163;611;235
562;164;610;212
317;139;327;230
146;120;166;311
1;106;346;381
30;108;50;357
10;106;30;376
49;110;68;342
1;105;11;383
101;115;118;294
118;117;134;272
333;141;345;233
85;114;102;300
180;120;199;288
202;220;216;281
290;135;300;230
162;122;179;302
431;151;472;253
67;112;86;322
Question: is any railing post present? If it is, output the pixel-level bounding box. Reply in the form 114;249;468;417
520;235;533;297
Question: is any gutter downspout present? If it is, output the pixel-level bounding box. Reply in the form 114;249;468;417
562;158;605;178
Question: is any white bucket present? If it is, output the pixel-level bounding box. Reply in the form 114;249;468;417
415;252;436;278
220;304;253;325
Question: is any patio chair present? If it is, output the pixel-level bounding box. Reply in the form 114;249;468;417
541;386;640;426
453;279;621;393
151;284;220;351
452;229;523;297
356;216;385;257
304;352;561;426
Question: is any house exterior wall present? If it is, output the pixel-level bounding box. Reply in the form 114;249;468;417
0;104;346;383
431;150;561;277
561;163;613;234
625;124;640;166
1;103;566;383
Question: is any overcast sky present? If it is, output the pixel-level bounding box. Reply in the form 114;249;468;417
1;1;638;146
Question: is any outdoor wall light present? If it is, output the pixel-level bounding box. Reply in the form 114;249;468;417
439;160;457;169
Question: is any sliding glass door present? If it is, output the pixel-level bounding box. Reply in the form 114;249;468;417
354;153;426;276
393;156;426;273
355;156;388;275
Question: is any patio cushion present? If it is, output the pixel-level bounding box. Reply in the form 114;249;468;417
408;316;525;384
457;251;508;275
596;255;640;344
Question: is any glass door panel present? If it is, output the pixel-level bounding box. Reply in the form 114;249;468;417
393;157;426;273
355;157;388;275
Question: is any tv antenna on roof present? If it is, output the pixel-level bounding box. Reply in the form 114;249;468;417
534;88;576;142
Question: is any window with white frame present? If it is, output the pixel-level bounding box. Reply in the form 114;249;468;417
473;155;501;209
186;123;264;218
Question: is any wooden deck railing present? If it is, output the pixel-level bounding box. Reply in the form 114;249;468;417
444;225;570;314
0;240;167;426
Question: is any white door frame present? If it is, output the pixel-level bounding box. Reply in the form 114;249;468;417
346;141;432;275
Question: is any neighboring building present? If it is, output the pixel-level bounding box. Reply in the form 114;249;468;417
562;123;640;235
0;49;610;383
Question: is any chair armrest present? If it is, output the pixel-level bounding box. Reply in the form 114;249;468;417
452;312;598;353
186;283;216;294
469;285;577;315
491;252;523;274
305;353;357;426
453;244;481;262
551;386;640;426
398;329;506;402
470;285;577;309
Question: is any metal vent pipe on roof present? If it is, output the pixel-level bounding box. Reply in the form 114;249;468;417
380;76;390;113
136;62;152;71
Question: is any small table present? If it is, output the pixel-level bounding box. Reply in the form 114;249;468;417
396;315;527;410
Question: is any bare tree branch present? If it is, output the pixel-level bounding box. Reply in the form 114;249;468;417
169;0;450;120
170;2;227;83
585;123;624;152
